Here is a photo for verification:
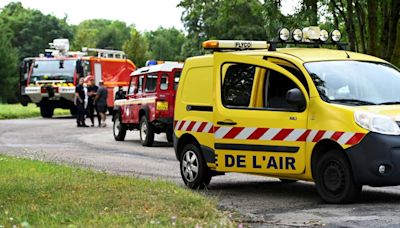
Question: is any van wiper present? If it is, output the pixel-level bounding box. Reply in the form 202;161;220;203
378;101;400;105
330;99;377;105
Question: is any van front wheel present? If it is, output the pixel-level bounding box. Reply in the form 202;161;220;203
315;150;361;203
139;116;154;146
180;144;211;189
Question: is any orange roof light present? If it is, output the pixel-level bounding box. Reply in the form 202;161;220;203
202;40;219;49
202;40;269;50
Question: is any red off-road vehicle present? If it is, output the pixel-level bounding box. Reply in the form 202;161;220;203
112;62;183;146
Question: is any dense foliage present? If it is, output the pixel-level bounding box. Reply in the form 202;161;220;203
0;0;399;102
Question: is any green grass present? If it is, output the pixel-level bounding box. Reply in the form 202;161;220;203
0;104;70;120
0;155;232;227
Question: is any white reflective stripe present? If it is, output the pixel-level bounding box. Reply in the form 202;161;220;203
174;120;182;131
203;122;213;133
215;127;232;139
234;127;256;140
337;132;354;145
322;131;335;139
285;129;306;141
259;128;281;140
180;121;191;131
191;121;202;132
306;130;319;142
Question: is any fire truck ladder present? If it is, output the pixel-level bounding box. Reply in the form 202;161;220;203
82;47;126;59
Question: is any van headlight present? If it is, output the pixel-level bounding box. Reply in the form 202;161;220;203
354;111;400;135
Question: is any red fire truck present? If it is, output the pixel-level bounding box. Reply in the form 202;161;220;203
113;62;183;146
20;39;136;118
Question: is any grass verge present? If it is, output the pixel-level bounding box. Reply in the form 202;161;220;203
0;155;231;227
0;104;70;120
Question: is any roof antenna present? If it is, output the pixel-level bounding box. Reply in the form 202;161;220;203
337;42;350;58
344;50;351;59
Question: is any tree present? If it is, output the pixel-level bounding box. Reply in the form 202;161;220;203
72;19;131;50
179;0;266;57
123;29;150;67
144;27;185;61
0;2;73;58
0;32;18;103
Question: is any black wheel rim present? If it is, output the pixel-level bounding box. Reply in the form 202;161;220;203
323;160;345;194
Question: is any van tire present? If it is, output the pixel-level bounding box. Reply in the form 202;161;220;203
113;115;127;141
70;107;77;116
315;150;361;203
139;116;154;146
180;144;211;189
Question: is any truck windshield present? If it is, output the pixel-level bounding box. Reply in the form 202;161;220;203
31;59;76;83
305;61;400;105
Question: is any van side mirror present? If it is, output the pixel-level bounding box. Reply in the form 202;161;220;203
286;88;306;111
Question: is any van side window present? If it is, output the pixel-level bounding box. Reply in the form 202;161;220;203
264;70;299;110
160;73;168;90
222;64;255;107
145;74;157;92
138;76;144;93
128;77;137;95
174;71;181;90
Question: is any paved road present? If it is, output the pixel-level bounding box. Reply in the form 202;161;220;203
2;116;400;227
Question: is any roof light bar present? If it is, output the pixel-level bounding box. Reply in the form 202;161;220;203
279;28;290;41
320;29;329;42
202;40;269;50
292;29;303;42
331;30;342;42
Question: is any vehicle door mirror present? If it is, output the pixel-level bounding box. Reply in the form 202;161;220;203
286;88;306;111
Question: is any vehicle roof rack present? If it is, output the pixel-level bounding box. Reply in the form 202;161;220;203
268;41;349;51
82;47;126;59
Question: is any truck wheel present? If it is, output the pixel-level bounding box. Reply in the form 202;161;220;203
139;116;154;146
180;144;212;189
314;150;361;203
113;116;127;141
70;107;77;116
40;106;54;118
166;131;173;143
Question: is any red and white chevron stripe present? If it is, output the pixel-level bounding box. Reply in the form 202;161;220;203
174;120;214;133
174;120;365;146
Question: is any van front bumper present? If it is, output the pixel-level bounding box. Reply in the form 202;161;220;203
346;132;400;186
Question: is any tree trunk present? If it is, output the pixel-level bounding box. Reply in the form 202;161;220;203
386;0;400;61
380;0;390;58
391;22;400;67
346;0;356;51
355;0;366;53
367;0;378;55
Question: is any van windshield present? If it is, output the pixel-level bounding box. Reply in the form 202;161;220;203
304;61;400;105
31;59;76;83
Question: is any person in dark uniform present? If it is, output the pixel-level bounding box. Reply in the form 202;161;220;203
95;80;108;127
86;77;99;127
75;77;88;127
115;86;125;100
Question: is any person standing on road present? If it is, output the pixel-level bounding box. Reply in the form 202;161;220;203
115;86;125;100
75;77;88;127
95;80;108;127
86;77;99;127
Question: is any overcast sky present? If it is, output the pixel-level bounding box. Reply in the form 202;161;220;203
0;0;299;32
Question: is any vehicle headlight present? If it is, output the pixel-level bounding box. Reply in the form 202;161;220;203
354;111;400;135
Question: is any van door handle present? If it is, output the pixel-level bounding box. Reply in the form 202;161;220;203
217;121;237;126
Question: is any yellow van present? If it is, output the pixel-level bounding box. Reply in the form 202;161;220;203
173;27;400;203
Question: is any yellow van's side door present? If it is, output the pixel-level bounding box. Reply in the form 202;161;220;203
213;52;309;175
